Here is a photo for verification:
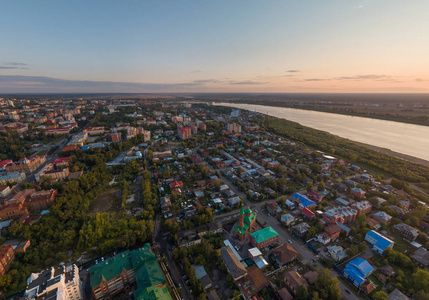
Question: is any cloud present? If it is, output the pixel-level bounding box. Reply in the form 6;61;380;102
0;66;30;70
2;62;28;66
286;70;300;73
304;78;329;81
302;74;400;82
0;62;29;70
193;79;222;84
229;80;267;85
415;78;428;82
190;70;202;73
0;75;204;93
256;75;295;79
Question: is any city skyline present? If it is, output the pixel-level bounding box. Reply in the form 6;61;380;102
1;0;429;93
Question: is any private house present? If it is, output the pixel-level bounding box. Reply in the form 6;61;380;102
293;222;310;237
323;206;357;224
281;213;295;226
327;245;347;262
411;248;429;268
351;201;372;215
221;246;247;281
343;257;374;288
284;271;308;296
365;230;394;255
307;190;323;203
325;224;342;240
292;193;316;211
372;211;392;224
250;227;279;249
270;243;299;266
242;265;269;299
351;188;366;199
393;223;419;241
267;202;281;215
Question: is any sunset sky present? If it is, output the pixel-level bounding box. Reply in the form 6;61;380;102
1;0;428;93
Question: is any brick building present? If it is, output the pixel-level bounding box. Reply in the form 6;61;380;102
0;244;15;276
250;227;279;249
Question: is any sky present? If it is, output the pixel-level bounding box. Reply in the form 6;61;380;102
1;0;429;93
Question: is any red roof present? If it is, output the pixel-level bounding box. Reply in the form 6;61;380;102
169;181;183;189
62;145;78;152
302;207;315;218
0;159;12;168
52;157;71;165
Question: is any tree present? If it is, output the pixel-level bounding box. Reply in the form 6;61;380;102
413;269;429;292
314;268;341;300
296;284;310;300
371;291;388;300
318;182;325;191
306;182;313;191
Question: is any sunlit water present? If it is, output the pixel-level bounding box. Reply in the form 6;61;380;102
217;103;429;162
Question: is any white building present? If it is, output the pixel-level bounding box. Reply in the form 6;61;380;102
25;264;82;300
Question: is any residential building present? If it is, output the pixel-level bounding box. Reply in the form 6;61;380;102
178;126;191;140
365;230;394;254
278;288;293;300
387;288;410;300
231;109;241;117
293;222;310;237
351;188;366;199
411;247;429;268
393;223;419;241
0;244;15;276
25;264;82;300
234;207;257;240
325;224;342;240
267;202;281;215
284;271;308;296
0;203;29;220
343;257;374;288
323;206;357;224
0;186;11;198
372;211;392;224
270;243;299;266
307;190;323;203
226;122;241;134
0;172;26;185
250;227;279;249
26;189;58;211
351;201;372;215
5;156;45;173
221;246;247;281
292;193;316;210
281;213;295;226
90;244;171;300
327;245;347;262
242;265;269;299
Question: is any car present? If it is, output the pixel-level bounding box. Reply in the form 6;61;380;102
178;283;182;288
288;239;293;244
345;289;351;294
234;245;240;251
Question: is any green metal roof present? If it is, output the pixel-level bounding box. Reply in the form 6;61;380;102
250;227;279;243
90;243;171;300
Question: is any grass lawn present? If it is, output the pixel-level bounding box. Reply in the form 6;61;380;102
391;233;413;253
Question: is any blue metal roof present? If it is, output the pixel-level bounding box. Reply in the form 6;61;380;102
292;193;315;208
366;230;394;251
348;257;373;277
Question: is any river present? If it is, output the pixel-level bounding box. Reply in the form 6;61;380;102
217;103;429;162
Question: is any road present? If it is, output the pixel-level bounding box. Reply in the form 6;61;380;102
197;156;361;300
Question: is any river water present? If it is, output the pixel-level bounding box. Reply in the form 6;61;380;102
217;103;429;162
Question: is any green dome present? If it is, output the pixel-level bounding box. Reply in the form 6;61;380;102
245;207;252;215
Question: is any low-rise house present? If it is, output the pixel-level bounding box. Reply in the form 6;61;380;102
0;186;11;198
327;245;347;261
411;247;429;268
302;207;315;219
379;265;396;277
292;193;316;210
393;223;419;241
323;206;357;224
343;257;374;288
351;200;372;215
278;287;293;300
284;271;308;296
193;265;212;291
307;190;323;203
281;213;295;226
325;224;342;240
351;188;366;199
270;243;299;266
242;265;269;299
372;211;392;224
160;196;171;213
293;222;310;237
387;288;410;300
365;230;394;254
304;270;318;285
221;246;247;281
267;202;281;215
